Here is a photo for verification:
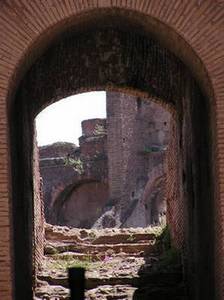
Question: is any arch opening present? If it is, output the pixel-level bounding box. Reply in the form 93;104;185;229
10;19;214;300
36;91;171;231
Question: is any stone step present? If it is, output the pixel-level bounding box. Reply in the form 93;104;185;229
45;241;159;256
37;272;183;293
86;285;136;300
45;223;159;244
91;233;156;245
38;225;187;299
35;284;186;300
39;255;147;284
37;273;139;290
35;284;136;300
46;251;99;261
45;224;83;243
35;284;69;300
46;251;154;261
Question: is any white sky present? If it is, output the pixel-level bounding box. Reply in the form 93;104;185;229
35;91;106;146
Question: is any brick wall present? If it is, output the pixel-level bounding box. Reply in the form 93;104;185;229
81;119;106;137
142;161;167;226
107;92;170;226
39;119;108;226
33;127;44;276
39;142;78;159
0;2;223;299
57;181;109;228
165;114;184;249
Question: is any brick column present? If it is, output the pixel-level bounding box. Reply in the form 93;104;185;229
0;93;13;300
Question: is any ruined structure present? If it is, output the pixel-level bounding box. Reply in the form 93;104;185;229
36;224;185;300
39;93;170;229
40;119;108;228
0;2;223;300
106;92;170;228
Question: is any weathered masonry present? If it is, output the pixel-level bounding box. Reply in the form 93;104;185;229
0;2;223;300
106;92;170;227
39;93;170;229
39;119;109;228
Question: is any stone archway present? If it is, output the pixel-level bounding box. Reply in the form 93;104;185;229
52;180;109;228
0;2;223;300
11;24;213;300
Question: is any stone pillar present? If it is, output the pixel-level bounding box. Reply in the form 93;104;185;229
33;124;45;280
106;92;170;226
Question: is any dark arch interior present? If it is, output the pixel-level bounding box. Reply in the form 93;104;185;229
10;18;214;300
52;180;109;228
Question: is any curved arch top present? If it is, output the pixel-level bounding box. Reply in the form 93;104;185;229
18;27;186;116
1;2;222;106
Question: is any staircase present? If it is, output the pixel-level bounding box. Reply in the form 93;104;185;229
35;224;187;300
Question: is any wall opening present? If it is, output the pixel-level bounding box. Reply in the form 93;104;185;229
10;20;214;300
36;91;171;230
34;90;176;299
36;92;109;229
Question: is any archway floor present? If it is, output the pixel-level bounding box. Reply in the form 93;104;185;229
35;224;187;300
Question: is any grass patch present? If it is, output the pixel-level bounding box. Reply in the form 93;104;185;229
47;257;92;271
127;233;136;242
144;225;165;237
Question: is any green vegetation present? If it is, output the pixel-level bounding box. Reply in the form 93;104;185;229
145;225;165;237
46;255;93;271
46;251;115;272
127;233;136;242
48;246;59;255
93;124;107;135
64;157;84;175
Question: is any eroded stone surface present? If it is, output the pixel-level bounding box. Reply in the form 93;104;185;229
45;223;161;243
35;225;186;299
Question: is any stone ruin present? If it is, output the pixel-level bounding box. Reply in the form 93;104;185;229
39;92;170;229
39;118;108;228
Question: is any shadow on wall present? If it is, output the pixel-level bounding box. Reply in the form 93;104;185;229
55;180;109;228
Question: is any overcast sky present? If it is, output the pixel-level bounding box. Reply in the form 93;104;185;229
35;91;106;146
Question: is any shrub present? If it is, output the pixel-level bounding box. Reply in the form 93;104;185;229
64;157;84;175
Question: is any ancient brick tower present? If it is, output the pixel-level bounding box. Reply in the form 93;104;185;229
106;92;170;227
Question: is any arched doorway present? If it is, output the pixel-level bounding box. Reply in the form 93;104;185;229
8;10;215;300
52;180;109;228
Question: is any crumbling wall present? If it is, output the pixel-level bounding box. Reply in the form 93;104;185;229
40;94;171;229
106;92;170;226
57;181;109;228
40;119;108;228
